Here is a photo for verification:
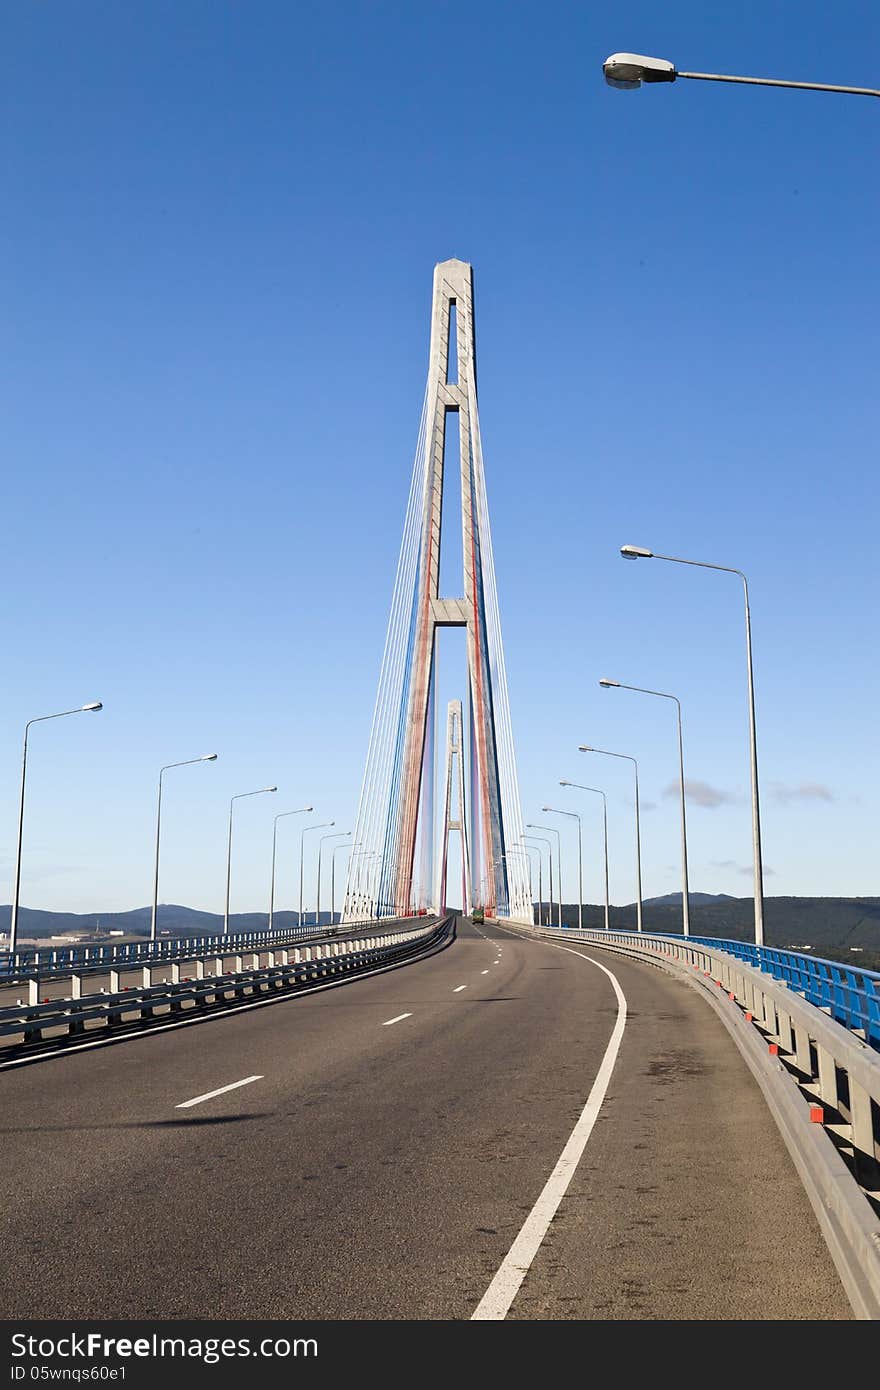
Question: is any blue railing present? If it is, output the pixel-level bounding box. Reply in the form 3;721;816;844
683;935;880;1048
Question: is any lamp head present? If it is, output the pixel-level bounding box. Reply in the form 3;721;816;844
203;753;218;761
559;780;571;786
578;745;592;752
265;786;278;793
620;544;653;560
599;678;620;689
82;702;103;712
603;53;676;90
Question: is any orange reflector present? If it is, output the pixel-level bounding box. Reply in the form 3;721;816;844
809;1105;824;1124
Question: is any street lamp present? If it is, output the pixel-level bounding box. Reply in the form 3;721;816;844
331;836;353;925
151;754;218;943
348;848;369;921
224;786;277;936
269;807;313;931
299;821;334;927
8;702;103;956
620;544;766;944
361;850;380;921
316;831;350;926
602;52;879;97
560;781;610;932
543;806;583;931
507;846;533;916
519;837;543;925
579;745;643;932
600;678;690;936
526;823;562;928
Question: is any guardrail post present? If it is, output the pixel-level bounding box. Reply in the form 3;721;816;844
71;973;83;1000
792;1019;812;1077
817;1044;839;1112
850;1081;876;1165
27;979;38;1007
762;987;776;1035
776;1007;794;1056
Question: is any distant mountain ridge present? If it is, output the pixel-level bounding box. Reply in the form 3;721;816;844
643;892;738;906
551;894;880;971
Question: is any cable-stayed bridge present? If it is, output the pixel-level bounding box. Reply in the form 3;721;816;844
0;261;877;1326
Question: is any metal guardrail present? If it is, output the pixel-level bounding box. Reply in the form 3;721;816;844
0;916;450;1054
679;935;880;1048
0;914;431;982
529;924;880;1318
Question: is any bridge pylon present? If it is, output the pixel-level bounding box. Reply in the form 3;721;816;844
343;260;532;924
438;700;470;914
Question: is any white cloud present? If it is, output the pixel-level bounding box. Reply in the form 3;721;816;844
664;779;737;810
770;782;834;805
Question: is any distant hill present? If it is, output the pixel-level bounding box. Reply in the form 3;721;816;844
551;895;880;971
644;892;738;907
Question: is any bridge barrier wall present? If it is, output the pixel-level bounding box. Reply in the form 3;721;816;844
524;924;880;1321
0;916;451;1056
0;915;429;984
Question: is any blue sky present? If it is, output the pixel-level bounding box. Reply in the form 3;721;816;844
2;1;877;916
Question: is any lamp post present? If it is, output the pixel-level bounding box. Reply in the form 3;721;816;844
331;837;353;925
602;52;879;97
621;544;765;944
362;850;380;920
523;833;553;928
560;781;610;931
151;754;218;943
348;848;369;921
8;702;103;956
340;840;363;922
579;745;643;932
299;821;333;927
507;846;533;915
601;678;690;936
224;786;277;936
527;823;562;928
316;831;349;926
519;836;543;924
543;806;583;931
269;806;313;932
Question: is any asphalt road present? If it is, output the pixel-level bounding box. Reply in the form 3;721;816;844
0;917;851;1320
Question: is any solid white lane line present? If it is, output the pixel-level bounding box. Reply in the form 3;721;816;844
176;1075;263;1109
382;1013;413;1026
453;985;467;992
471;946;627;1321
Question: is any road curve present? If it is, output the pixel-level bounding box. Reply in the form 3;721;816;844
0;917;851;1320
